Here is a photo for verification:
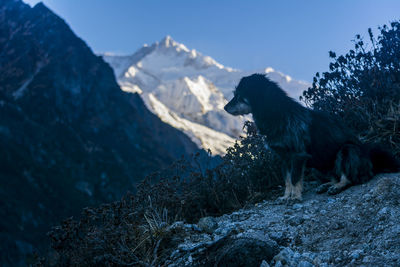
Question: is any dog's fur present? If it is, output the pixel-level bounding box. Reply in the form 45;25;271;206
224;74;400;200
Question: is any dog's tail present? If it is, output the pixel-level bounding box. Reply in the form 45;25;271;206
368;144;400;174
335;143;399;186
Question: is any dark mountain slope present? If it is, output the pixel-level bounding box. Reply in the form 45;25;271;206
0;0;199;265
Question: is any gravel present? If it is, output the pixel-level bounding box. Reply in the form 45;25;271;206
166;173;400;266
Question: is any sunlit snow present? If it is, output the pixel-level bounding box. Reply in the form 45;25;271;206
102;36;310;155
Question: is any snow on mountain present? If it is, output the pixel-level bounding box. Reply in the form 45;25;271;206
102;36;310;155
144;93;235;155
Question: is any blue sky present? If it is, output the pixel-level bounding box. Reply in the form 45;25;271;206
24;0;400;82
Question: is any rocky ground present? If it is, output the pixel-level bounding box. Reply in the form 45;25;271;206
162;173;400;266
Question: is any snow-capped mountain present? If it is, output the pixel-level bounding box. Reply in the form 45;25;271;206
102;36;310;155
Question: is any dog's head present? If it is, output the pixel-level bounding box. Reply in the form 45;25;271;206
223;89;252;116
224;74;266;116
224;73;287;116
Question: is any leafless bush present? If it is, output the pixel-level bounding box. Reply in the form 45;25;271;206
38;122;283;266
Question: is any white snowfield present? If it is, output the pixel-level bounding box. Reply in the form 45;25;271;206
102;36;310;155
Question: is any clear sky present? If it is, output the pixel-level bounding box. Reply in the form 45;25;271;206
23;0;400;82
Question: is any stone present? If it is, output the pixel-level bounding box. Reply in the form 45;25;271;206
298;260;315;267
350;249;363;260
206;237;279;267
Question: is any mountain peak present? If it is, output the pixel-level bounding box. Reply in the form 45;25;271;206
158;35;189;52
160;35;173;47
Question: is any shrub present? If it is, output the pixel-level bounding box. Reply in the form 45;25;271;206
301;21;400;155
37;122;283;266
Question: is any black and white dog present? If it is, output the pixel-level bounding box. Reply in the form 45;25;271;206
224;74;399;200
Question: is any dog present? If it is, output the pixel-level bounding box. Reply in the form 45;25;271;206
224;74;400;200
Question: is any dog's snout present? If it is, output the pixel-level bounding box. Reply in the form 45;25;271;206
224;102;235;115
223;104;229;112
224;96;251;116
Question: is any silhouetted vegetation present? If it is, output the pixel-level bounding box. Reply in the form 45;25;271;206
36;122;282;266
302;21;400;156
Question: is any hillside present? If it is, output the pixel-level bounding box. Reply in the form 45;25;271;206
41;169;400;266
166;173;400;266
0;0;200;265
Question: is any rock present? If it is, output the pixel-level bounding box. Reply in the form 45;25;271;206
268;231;284;242
272;247;294;265
378;207;388;216
206;237;279;267
362;255;373;263
298;260;314;267
198;217;218;234
169;221;185;231
371;177;400;205
260;260;270;267
272;248;318;267
317;251;332;262
288;216;305;226
363;193;372;201
293;203;303;210
327;198;336;204
350;249;363;260
214;223;237;236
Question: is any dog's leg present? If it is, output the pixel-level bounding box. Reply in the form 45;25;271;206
290;154;307;200
292;180;303;200
327;173;351;195
316;182;334;194
326;144;361;195
279;170;293;200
